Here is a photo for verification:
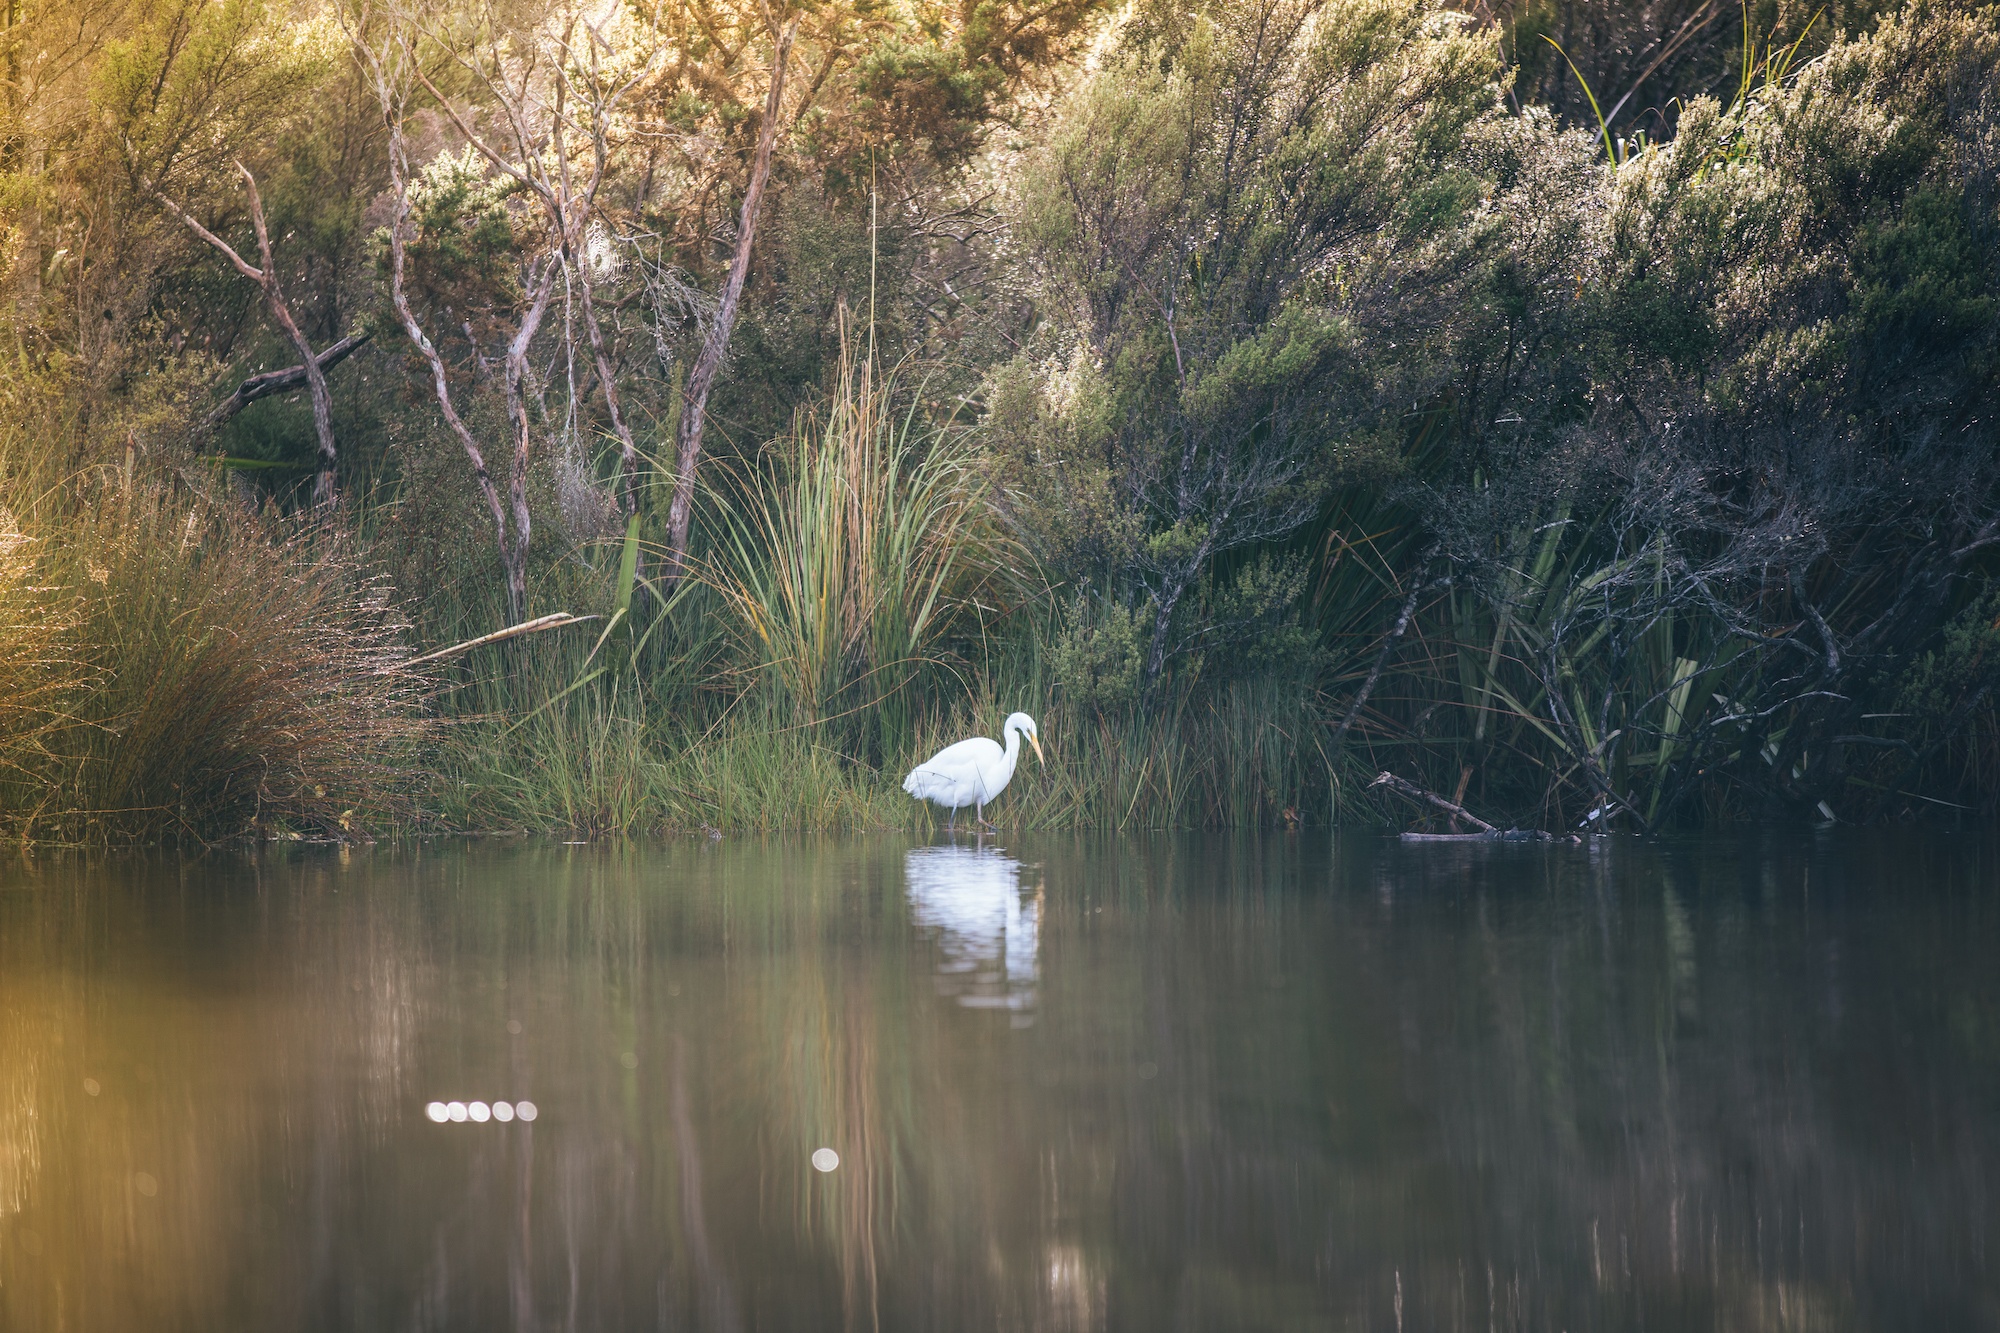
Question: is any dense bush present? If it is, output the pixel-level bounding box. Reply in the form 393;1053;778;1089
0;0;1996;836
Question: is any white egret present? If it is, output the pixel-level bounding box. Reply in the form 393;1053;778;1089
902;713;1044;832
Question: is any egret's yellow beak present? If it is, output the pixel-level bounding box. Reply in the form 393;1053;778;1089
1028;732;1045;767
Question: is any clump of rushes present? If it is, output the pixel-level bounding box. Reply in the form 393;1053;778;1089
0;520;86;790
0;478;428;844
706;346;1002;763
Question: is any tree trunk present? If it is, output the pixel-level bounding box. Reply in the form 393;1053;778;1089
1142;534;1214;685
576;272;642;516
664;18;798;580
378;120;520;621
13;137;43;326
502;262;559;620
1330;558;1433;753
1142;581;1184;685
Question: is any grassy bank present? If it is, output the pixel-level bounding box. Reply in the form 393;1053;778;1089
406;359;1363;839
5;321;1997;844
0;410;426;844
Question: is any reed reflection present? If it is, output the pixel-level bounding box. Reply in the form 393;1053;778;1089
903;843;1039;1016
0;835;1994;1330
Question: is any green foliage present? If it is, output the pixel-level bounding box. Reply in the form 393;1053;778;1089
375;145;526;346
1000;0;1509;688
1845;182;1998;381
4;0;2000;835
1889;587;2000;725
1046;596;1151;715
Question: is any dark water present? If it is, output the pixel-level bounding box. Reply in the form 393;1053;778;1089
1;833;1996;1331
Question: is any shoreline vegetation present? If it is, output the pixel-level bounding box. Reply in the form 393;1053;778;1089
2;0;1997;844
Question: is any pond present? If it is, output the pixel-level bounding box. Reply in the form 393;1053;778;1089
0;832;1995;1330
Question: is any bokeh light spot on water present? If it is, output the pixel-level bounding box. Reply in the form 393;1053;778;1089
133;1172;158;1198
619;1051;638;1070
82;1077;100;1096
1137;1062;1159;1080
506;1019;523;1035
811;1148;839;1173
428;1099;533;1124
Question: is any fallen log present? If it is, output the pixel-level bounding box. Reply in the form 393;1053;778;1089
1397;829;1560;843
1369;771;1580;843
204;332;373;431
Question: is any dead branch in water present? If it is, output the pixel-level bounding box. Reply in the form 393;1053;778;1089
1370;772;1581;842
1370;770;1498;832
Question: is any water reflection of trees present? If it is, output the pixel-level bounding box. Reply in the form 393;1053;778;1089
0;835;1994;1329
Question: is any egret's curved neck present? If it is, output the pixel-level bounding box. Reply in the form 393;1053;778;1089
1001;722;1021;764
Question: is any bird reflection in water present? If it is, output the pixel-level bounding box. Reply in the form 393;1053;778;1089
903;844;1039;1019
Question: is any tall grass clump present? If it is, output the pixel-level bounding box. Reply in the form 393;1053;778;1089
0;440;428;842
431;686;665;836
920;683;1339;832
706;347;1003;763
0;521;84;793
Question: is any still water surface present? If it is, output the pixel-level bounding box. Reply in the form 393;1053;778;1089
1;833;1996;1330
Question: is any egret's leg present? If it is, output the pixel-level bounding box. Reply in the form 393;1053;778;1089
945;805;955;833
977;801;998;834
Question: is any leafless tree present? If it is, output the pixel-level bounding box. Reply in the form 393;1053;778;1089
411;8;660;517
663;15;797;582
152;165;343;506
350;1;524;619
358;0;674;618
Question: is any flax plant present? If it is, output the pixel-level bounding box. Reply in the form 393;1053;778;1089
706;347;1002;760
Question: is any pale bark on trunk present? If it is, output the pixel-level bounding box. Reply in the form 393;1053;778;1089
567;93;643;521
378;118;520;621
410;20;632;607
664;19;798;580
14;138;43;325
502;262;559;620
575;266;642;517
1329;551;1436;754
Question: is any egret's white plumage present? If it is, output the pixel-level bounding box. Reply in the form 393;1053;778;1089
903;712;1044;831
